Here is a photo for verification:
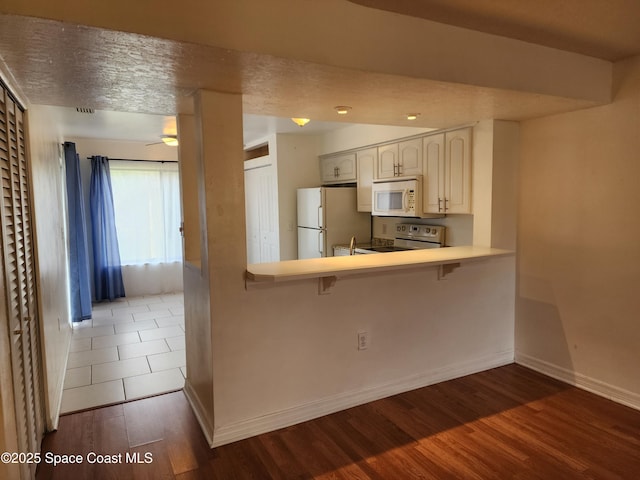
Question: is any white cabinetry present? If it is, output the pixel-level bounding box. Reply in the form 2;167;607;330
423;128;472;214
423;133;445;213
318;126;472;216
356;147;376;212
320;153;356;184
376;138;422;179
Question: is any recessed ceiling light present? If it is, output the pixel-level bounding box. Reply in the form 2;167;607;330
291;117;311;127
334;106;352;115
407;113;420;120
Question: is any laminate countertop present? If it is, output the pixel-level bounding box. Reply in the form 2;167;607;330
246;246;514;284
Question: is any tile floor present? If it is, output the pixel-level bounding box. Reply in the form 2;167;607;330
60;292;186;414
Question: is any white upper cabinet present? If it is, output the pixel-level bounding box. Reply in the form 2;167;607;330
376;138;423;179
445;128;472;213
377;143;398;179
319;125;472;215
423;128;472;214
356;147;376;212
320;153;357;184
398;138;423;176
423;133;445;214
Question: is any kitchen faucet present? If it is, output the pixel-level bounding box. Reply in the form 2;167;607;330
349;236;357;255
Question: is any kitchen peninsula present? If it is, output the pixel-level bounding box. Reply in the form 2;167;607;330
246;245;513;288
193;112;519;448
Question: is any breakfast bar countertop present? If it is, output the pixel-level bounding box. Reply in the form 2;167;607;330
246;246;514;285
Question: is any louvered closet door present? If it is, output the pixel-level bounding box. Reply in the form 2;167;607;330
0;83;44;479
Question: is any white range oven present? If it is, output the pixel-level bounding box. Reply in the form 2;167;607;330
349;223;446;254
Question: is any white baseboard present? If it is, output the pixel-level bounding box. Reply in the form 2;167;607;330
516;353;640;411
212;350;514;447
183;381;215;448
50;323;74;431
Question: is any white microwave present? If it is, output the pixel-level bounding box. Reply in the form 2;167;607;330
371;176;424;217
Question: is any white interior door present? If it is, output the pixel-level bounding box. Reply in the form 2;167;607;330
244;161;279;263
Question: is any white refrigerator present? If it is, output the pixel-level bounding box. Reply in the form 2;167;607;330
297;187;371;259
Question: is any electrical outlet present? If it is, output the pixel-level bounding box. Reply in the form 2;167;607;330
357;331;369;350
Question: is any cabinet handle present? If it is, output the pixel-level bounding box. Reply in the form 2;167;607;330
444;198;449;212
438;198;443;212
14;329;23;335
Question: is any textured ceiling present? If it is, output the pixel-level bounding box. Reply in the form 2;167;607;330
0;0;630;141
0;14;601;134
348;0;640;61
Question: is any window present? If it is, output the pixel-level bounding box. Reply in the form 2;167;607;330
109;161;182;265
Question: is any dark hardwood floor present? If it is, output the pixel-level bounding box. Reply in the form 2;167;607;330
36;364;640;479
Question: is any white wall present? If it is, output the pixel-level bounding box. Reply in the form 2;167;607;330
275;133;321;260
516;55;640;409
28;105;72;429
216;257;515;444
318;124;433;154
472;120;520;249
243;133;321;262
69;137;178;163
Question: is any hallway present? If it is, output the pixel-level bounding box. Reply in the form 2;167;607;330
60;293;185;414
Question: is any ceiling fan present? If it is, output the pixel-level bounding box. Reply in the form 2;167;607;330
146;134;178;147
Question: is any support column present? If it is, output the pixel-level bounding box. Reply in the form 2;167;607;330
181;90;246;447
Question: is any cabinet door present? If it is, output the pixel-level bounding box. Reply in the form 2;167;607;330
356;147;376;212
376;143;398;179
423;133;445;213
335;153;356;182
398;138;422;176
320;154;356;183
320;156;338;183
445;128;472;213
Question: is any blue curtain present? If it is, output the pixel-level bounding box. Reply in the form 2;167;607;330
64;143;92;321
90;156;126;301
